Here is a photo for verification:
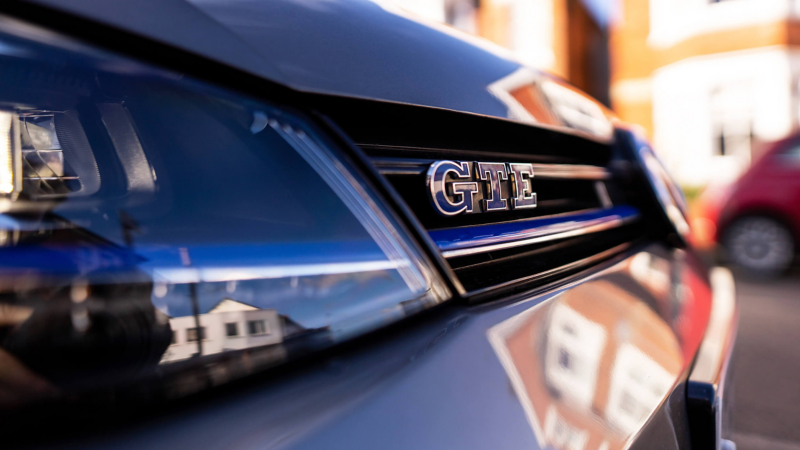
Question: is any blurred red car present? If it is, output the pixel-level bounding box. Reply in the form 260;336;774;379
699;135;800;275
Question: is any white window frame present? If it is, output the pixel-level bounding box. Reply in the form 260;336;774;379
248;319;270;336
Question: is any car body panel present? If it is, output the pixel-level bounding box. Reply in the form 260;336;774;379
38;244;710;450
187;0;521;121
18;0;613;141
17;0;288;83
22;0;516;117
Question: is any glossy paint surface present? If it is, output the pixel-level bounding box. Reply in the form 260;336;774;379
37;244;711;449
20;0;613;141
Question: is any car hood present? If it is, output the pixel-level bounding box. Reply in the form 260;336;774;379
22;0;527;121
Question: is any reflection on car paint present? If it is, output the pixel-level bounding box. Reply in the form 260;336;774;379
0;243;714;449
156;267;410;366
487;67;614;141
0;23;449;408
488;252;690;450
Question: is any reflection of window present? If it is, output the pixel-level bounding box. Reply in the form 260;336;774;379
543;405;589;450
606;344;676;434
248;320;268;336
619;391;647;421
544;303;606;411
226;323;239;337
186;327;206;342
558;348;571;369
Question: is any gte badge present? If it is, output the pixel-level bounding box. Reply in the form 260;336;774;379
427;161;537;216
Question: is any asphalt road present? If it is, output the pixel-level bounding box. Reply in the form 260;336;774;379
730;270;800;450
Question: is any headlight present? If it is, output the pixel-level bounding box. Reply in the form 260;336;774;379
638;144;690;237
0;15;449;403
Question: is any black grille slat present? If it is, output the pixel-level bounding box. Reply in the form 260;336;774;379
362;145;569;165
315;95;613;166
450;225;642;295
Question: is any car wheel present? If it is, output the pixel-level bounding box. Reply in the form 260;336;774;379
723;216;796;276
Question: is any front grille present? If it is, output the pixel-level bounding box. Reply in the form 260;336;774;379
317;96;645;300
369;150;643;299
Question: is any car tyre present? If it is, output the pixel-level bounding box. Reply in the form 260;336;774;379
723;215;796;277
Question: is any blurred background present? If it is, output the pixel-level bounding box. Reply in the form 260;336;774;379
386;1;800;448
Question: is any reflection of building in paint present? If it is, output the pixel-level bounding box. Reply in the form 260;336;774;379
489;276;683;450
544;302;606;411
386;0;611;105
161;299;283;363
627;252;671;300
544;404;589;450
605;343;674;435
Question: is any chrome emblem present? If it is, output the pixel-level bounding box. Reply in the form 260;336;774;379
427;161;537;216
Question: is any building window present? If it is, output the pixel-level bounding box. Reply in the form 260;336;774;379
226;322;239;337
170;330;177;345
711;81;754;164
714;123;753;159
248;320;268;336
186;327;206;342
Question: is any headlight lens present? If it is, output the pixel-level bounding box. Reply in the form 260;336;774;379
617;127;690;241
638;145;690;237
0;16;448;402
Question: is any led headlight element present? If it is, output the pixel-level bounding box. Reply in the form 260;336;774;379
0;111;21;196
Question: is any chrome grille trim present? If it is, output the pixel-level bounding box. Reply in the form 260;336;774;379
372;157;611;180
372;157;430;176
529;163;610;180
430;206;639;258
